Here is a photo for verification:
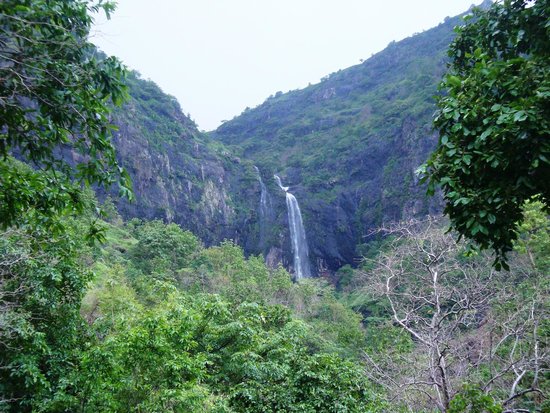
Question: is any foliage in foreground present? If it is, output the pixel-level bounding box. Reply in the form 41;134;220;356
0;220;94;411
2;205;547;412
424;0;550;269
0;214;381;412
80;291;378;412
0;0;131;233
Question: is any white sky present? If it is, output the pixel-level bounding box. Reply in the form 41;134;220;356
92;1;482;131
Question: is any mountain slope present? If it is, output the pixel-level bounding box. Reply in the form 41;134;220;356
211;14;467;272
101;72;263;252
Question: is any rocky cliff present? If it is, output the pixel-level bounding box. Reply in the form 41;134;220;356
102;72;263;252
107;10;470;275
210;14;465;273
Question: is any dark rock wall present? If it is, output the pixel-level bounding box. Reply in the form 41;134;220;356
103;12;467;274
99;74;262;252
211;15;463;273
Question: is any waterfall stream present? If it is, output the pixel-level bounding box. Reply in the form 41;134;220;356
274;175;311;280
254;166;271;250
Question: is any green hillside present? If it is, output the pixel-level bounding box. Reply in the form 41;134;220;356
2;0;548;411
101;71;264;253
212;14;464;272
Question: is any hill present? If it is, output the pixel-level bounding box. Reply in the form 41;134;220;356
210;14;468;272
101;71;264;253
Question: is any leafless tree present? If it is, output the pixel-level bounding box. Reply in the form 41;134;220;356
359;218;548;412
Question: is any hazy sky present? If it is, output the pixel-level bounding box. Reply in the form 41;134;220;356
92;1;483;131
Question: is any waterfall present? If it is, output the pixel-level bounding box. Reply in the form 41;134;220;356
274;175;311;280
254;166;271;250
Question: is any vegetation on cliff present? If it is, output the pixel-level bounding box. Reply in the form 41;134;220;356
211;12;463;271
103;70;261;251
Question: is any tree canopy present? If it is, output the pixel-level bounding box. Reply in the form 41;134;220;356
0;0;131;231
423;0;550;269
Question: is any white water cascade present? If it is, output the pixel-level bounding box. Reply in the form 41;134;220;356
274;175;311;280
254;166;271;250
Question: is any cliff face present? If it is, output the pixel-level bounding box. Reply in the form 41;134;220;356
105;12;466;275
103;73;262;252
211;15;463;273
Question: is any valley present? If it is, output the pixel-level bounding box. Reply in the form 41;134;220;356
104;12;467;277
1;0;548;411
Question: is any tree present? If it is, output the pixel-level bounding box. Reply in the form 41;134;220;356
130;220;200;276
423;0;550;269
0;1;131;410
0;222;95;411
78;284;384;413
0;0;131;231
360;218;549;412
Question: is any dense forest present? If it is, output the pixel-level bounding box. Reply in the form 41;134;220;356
1;0;548;412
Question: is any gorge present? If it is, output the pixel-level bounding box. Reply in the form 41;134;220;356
102;9;466;276
4;1;548;411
